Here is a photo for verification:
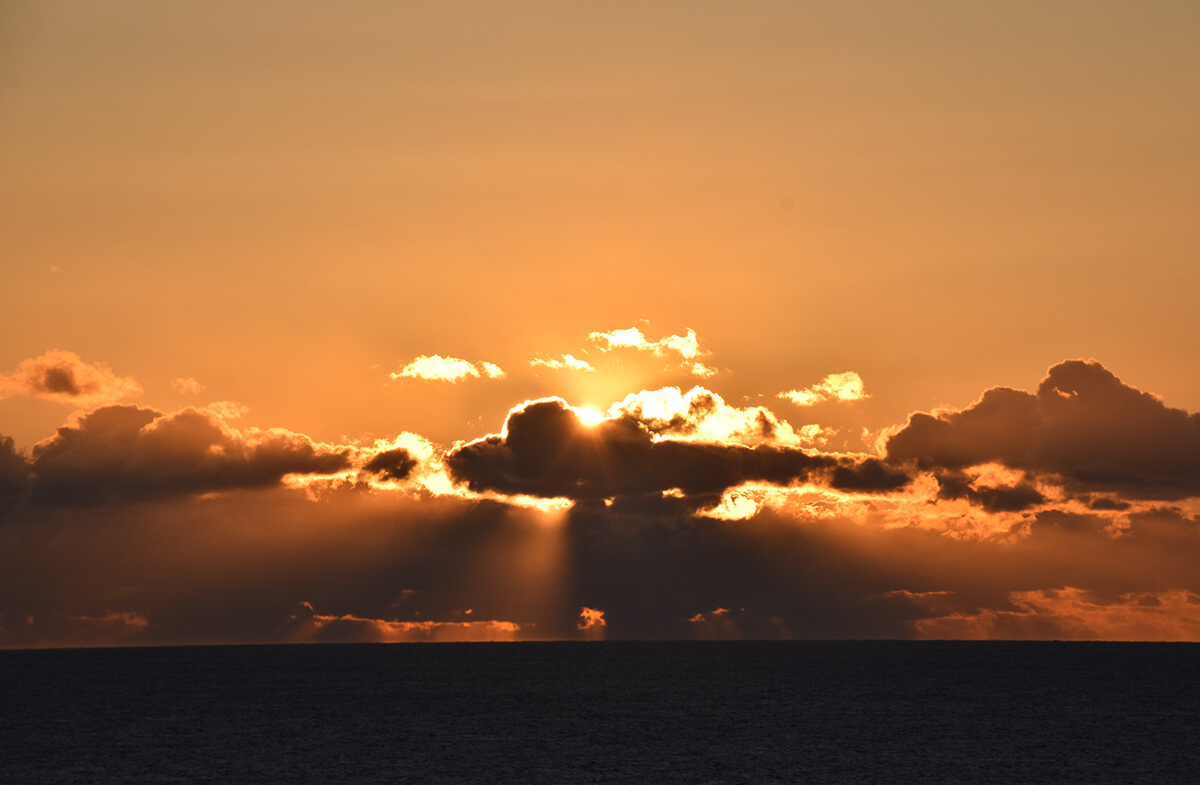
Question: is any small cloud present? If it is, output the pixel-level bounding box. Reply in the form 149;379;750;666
587;326;717;378
0;350;142;407
172;377;204;395
588;326;702;359
779;371;869;407
530;354;595;373
577;606;607;640
390;355;505;383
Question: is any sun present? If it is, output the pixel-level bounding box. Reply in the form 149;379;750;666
573;405;607;427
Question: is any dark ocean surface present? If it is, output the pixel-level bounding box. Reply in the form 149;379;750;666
2;641;1198;784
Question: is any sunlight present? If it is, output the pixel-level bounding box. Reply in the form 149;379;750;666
573;405;606;427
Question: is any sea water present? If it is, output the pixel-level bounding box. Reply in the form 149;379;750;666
2;641;1198;784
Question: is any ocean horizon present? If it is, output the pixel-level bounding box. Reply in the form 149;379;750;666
4;640;1197;784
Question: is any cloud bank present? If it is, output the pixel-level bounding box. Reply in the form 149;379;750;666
3;357;1200;647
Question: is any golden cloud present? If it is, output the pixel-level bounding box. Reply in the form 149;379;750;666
390;354;505;382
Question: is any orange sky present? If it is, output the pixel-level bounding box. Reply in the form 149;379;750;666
2;3;1200;646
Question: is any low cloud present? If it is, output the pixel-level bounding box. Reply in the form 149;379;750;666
0;350;142;407
24;404;352;505
390;355;505;382
445;396;907;505
286;602;525;643
577;606;607;640
886;359;1200;500
0;436;30;505
6;357;1200;646
911;587;1200;641
779;371;869;407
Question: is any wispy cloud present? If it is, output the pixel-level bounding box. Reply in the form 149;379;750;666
172;377;204;395
530;354;595;372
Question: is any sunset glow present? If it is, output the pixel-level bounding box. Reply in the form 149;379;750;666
3;3;1200;647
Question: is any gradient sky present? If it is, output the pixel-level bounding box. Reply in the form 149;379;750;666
3;2;1200;646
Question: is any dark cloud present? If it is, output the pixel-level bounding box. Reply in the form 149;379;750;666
829;458;911;493
6;358;1200;647
361;448;417;482
886;386;1040;470
934;472;1045;512
26;405;351;506
886;360;1200;499
0;436;31;505
445;397;906;504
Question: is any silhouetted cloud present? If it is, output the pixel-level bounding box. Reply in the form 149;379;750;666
5;357;1200;647
27;405;351;505
0;436;30;505
0;350;142;407
886;360;1200;499
361;447;417;482
390;355;505;382
445;396;906;504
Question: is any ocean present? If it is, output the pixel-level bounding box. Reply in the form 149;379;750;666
2;641;1198;784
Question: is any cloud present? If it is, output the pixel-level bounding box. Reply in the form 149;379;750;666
0;436;31;506
286;602;526;643
885;359;1200;499
587;326;716;377
685;607;791;640
911;587;1200;641
577;606;607;640
530;354;595;372
390;355;505;382
25;404;352;505
361;447;418;483
172;377;204;395
445;396;907;505
779;371;869;407
610;386;826;448
7;356;1200;647
0;350;142;407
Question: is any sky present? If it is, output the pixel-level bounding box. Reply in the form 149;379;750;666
2;2;1200;646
